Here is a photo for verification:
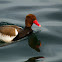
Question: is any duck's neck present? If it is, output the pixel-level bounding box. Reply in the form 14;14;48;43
24;26;33;34
24;26;31;31
13;26;33;41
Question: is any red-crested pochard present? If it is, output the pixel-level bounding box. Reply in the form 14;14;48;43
0;14;41;43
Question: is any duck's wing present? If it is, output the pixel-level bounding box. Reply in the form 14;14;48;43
0;25;23;36
1;25;23;32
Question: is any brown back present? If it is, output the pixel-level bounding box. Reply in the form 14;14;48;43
0;25;22;36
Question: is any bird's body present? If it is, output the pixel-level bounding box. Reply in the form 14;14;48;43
0;25;23;43
0;14;41;43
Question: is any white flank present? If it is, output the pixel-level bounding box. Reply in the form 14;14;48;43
0;29;18;43
0;33;16;43
0;29;19;43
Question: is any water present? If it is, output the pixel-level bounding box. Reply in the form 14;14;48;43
0;0;62;62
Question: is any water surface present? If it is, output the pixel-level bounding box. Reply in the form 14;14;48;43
0;0;62;62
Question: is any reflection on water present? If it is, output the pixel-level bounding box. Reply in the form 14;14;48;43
25;56;44;62
28;32;41;52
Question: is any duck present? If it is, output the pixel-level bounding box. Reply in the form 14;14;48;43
0;14;41;43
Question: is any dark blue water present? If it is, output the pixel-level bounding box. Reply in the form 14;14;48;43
0;0;62;62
